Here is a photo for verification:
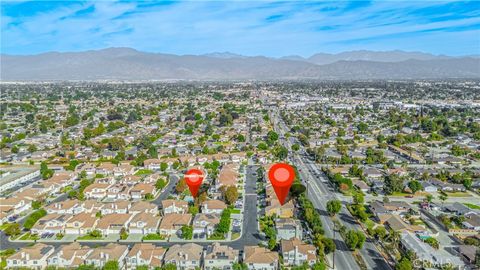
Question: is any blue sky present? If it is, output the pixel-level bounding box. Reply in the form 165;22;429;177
1;0;479;56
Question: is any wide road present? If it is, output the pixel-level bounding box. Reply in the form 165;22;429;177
272;109;392;270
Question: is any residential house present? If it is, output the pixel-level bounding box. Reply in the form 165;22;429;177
47;243;92;268
129;212;160;235
6;243;55;269
64;213;98;235
130;183;156;200
280;238;317;266
203;243;239;270
159;214;192;236
243;246;279;270
101;201;130;215
125;243;166;270
275;218;303;241
83;183;112;199
96;213;133;236
129;201;159;215
201;200;227;215
162;200;188;215
31;214;72;235
45;200;83;215
85;243;128;269
193;213;220;238
163;243;203;270
462;213;480;231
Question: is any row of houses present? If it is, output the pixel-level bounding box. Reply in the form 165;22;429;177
32;199;228;238
6;239;315;270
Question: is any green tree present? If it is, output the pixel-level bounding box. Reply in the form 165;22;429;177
224;186;239;205
181;225;193;240
161;264;177;270
326;200;342;216
175;178;187;193
395;256;413;270
103;260;119;270
4;223;21;237
321;237;336;254
31;200;42;210
408;180;422;194
155;178;167;190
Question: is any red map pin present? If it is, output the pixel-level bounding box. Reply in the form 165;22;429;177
184;168;204;198
268;163;295;205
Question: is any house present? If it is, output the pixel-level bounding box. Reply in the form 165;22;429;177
101;201;130;215
163;243;203;270
444;202;476;216
6;243;55;269
45;200;83;215
144;159;162;171
129;201;159;215
65;213;98;235
0;197;31;216
462;213;480;231
457;245;477;264
125;243;166;270
400;231;464;268
265;185;294;218
83;183;112;199
280;238;317;266
130;183;156;200
203;243;239;270
106;184;132;200
162;200;188;215
96;213;133;236
217;164;238;189
421;181;438;193
369;201;412;220
47;242;92;268
363;167;383;179
96;163;116;176
353;180;370;193
275;218;303;241
193;213;220;238
159;214;192;236
31;214;72;235
243;246;279;270
85;243;128;269
383;215;425;233
129;212;160;235
201;200;227;215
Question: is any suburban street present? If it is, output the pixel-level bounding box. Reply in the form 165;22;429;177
272;109;392;270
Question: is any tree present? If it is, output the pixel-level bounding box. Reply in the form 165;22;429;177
144;193;154;200
326;200;342;216
27;144;37;153
161;264;177;270
321;237;336;254
425;237;439;249
384;174;404;195
425;194;433;203
31;200;42;210
148;146;158;158
24;209;47;230
353;191;365;205
103;260;119;270
395;256;413;270
4;223;21;237
439;193;448;204
408;180;422;194
232;262;248;270
136;266;149;270
160;162;168;171
292;144;300;152
181;225;193;240
40;161;54;180
175;179;187;193
155;178;167;190
224;186;239;205
374;226;387;240
345;229;365;250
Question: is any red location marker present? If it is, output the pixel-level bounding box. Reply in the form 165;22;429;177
184;168;204;198
268;163;295;205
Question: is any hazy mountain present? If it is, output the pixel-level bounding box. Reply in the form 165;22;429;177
1;48;478;81
307;50;451;65
201;52;246;59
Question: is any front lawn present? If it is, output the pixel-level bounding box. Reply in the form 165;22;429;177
135;169;154;176
77;235;103;240
19;233;39;241
464;203;480;210
142;233;166;240
231;209;241;214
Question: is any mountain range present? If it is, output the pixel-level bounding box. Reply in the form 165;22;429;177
1;48;479;81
